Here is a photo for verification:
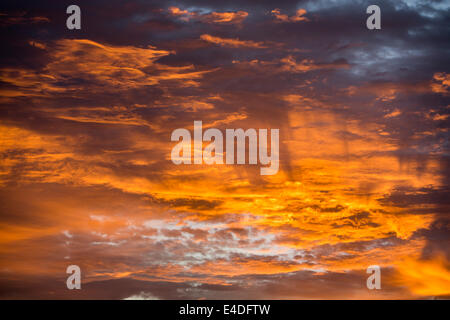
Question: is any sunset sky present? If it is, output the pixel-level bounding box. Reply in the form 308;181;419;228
0;0;449;299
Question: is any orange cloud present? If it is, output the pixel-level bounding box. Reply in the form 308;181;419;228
200;34;267;48
0;39;216;100
392;256;450;297
232;56;349;74
167;7;248;24
201;11;248;24
0;12;50;25
431;72;450;95
167;6;192;17
271;8;308;23
384;108;402;118
281;55;349;73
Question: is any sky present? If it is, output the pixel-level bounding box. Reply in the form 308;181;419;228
0;0;449;299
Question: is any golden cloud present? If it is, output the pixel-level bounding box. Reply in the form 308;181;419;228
200;34;267;48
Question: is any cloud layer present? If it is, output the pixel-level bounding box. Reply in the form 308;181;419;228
0;0;449;299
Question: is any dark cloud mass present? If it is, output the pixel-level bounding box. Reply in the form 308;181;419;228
0;0;449;299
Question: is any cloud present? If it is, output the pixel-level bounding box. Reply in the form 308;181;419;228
431;72;450;95
0;0;448;299
392;255;450;297
123;291;160;300
48;39;206;89
384;108;402;118
231;56;349;74
167;7;248;24
200;34;267;48
167;6;191;17
0;12;49;26
271;8;309;22
201;11;248;24
280;55;350;73
0;39;216;100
